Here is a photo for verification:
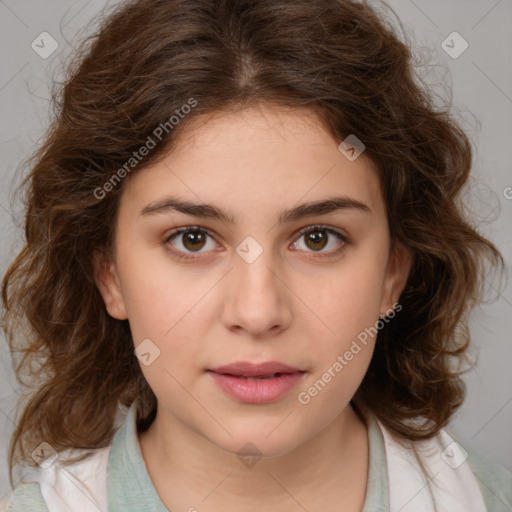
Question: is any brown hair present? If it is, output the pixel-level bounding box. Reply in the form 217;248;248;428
2;0;506;488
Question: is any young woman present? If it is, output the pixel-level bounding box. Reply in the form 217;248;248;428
1;0;511;511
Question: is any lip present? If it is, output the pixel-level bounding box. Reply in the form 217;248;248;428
209;361;303;377
207;361;306;404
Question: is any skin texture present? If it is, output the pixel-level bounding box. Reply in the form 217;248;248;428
94;104;412;511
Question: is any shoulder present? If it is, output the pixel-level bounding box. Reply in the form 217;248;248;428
1;445;111;512
0;482;48;512
373;413;512;512
1;403;130;512
452;432;512;511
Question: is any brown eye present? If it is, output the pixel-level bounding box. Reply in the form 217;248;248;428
181;229;207;251
304;228;328;251
163;224;350;262
291;225;349;257
164;227;217;258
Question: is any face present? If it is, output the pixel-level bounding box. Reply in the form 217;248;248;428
94;104;411;458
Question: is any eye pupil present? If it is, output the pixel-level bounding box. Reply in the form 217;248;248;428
306;229;328;251
183;230;206;251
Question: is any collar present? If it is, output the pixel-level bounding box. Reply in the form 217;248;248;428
106;400;389;511
107;401;168;512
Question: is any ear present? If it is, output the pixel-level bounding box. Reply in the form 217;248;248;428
379;240;412;316
93;249;128;320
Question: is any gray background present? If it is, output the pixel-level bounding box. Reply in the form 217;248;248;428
1;0;511;499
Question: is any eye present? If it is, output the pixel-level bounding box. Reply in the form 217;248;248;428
290;224;349;258
164;226;218;260
163;224;350;261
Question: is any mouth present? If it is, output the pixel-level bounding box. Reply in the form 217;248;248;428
208;360;305;378
216;372;301;380
206;362;306;404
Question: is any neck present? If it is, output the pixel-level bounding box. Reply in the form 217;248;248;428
138;401;369;511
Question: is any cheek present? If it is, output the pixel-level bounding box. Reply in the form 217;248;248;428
310;264;385;347
117;257;214;376
128;288;207;404
299;280;379;410
296;334;374;428
116;249;203;339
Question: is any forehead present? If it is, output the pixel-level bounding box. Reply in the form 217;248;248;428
119;104;384;219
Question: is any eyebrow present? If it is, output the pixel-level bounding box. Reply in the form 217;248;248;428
139;195;372;224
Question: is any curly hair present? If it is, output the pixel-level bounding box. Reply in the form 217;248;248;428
1;0;506;488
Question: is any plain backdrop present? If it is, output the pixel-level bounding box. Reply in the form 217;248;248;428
1;0;511;499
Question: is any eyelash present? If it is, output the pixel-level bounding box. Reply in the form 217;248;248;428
163;224;351;262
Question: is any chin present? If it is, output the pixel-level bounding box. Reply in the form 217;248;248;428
206;427;303;462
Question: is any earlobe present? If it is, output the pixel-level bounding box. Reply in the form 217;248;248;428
93;249;128;320
380;241;413;316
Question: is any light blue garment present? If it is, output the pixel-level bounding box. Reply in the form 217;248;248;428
2;401;511;511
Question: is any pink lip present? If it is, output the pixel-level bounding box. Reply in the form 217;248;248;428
209;361;303;377
207;361;305;404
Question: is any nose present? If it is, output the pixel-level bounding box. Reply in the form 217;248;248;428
220;245;293;338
